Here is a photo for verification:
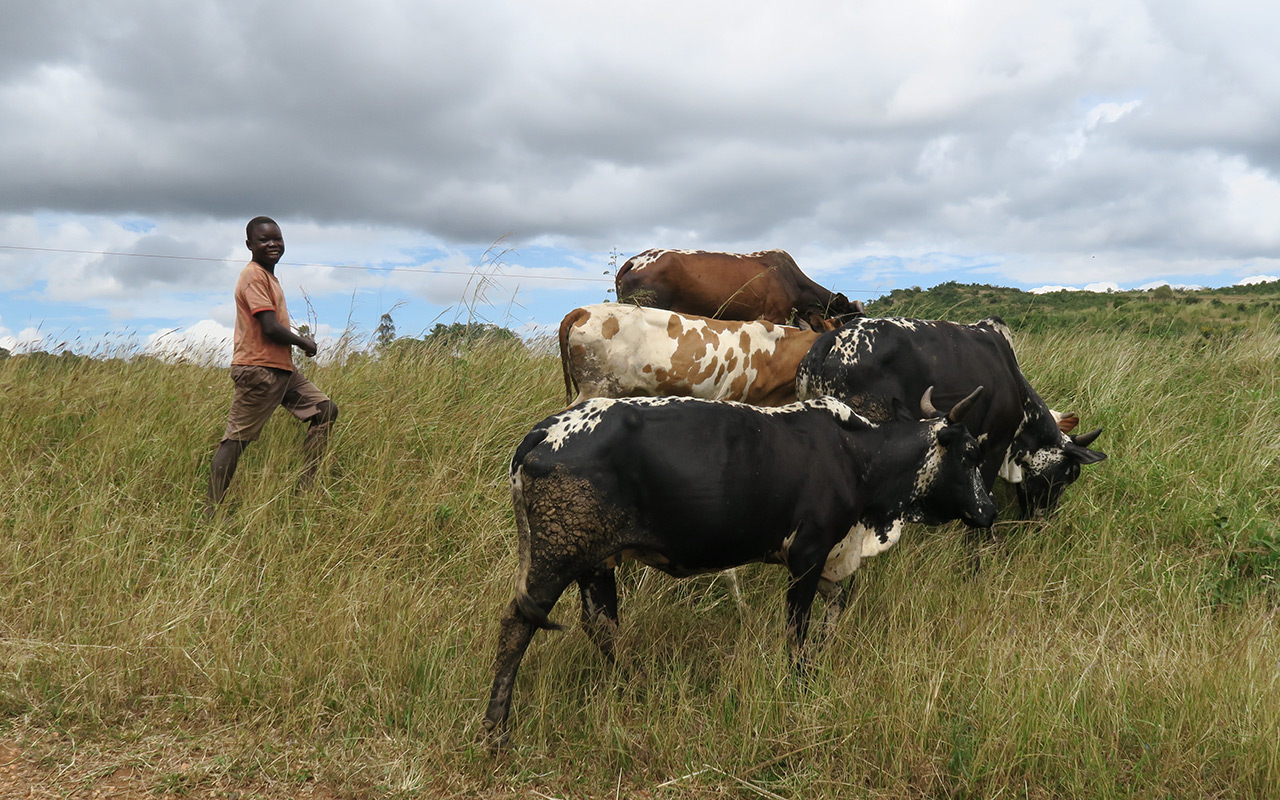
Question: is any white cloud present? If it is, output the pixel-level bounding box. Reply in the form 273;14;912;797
0;326;53;353
145;320;233;366
1136;280;1204;291
1084;282;1122;293
1238;275;1279;285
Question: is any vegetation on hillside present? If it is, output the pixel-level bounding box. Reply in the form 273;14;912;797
1;287;1279;797
868;279;1280;340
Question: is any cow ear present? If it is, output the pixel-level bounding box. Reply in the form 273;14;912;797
1067;430;1107;464
937;423;965;447
1054;411;1080;434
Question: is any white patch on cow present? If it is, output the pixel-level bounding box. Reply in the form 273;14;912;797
822;525;863;582
636;248;780;260
801;396;861;422
624;250;666;272
999;453;1025;483
912;422;947;499
880;317;927;332
630;248;772;272
861;519;903;558
707;395;865;423
821;519;904;582
975;317;1015;346
542;398;616;451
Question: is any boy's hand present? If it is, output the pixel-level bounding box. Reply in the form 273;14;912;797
299;336;318;358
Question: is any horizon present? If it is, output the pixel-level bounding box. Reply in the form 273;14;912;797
4;2;1280;356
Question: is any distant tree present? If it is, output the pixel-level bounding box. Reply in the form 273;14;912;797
0;346;8;361
375;312;397;349
424;322;520;349
296;323;312;338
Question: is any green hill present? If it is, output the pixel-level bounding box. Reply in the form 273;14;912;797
867;280;1280;339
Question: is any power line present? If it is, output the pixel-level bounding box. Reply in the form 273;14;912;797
0;243;614;283
0;243;888;294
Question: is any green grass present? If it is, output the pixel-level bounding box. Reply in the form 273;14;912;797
2;309;1280;797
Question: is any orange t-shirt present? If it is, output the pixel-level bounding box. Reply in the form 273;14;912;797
231;262;295;371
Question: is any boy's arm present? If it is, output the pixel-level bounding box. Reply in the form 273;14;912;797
254;309;318;357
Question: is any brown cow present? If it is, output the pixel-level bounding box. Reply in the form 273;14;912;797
558;303;836;407
615;248;863;330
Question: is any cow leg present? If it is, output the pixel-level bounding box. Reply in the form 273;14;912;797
815;575;851;642
784;557;826;675
482;599;538;751
577;566;620;662
483;573;572;752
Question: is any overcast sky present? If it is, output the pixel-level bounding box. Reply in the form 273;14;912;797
3;0;1279;359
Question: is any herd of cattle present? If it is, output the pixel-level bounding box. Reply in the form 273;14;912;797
482;249;1108;747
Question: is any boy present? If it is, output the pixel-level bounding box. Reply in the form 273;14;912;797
207;216;339;514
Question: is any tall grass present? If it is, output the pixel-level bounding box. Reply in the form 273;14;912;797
1;323;1278;798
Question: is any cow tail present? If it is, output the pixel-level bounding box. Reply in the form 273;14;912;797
558;308;587;406
510;460;566;632
516;591;566;631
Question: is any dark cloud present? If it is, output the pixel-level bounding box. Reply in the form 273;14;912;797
109;234;227;289
3;0;1280;298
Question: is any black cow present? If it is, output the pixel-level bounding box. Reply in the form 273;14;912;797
482;391;996;747
796;316;1106;519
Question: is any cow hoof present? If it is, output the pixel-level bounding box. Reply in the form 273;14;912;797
481;721;510;754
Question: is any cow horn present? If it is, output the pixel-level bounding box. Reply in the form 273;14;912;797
920;386;939;417
948;385;985;423
1071;427;1103;448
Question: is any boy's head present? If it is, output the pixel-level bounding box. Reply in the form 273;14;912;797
246;216;284;268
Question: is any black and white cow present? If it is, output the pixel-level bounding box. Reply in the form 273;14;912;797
796;316;1106;519
482;390;996;747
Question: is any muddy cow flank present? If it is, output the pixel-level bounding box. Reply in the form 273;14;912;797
482;391;996;747
797;316;1106;519
615;249;863;330
558;303;836;407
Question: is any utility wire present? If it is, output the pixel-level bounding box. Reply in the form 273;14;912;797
0;243;614;283
0;243;887;293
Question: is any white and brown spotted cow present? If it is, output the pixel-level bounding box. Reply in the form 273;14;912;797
558;303;835;408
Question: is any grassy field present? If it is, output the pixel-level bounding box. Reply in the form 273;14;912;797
2;301;1280;797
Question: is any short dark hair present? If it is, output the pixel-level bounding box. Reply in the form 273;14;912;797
246;216;278;238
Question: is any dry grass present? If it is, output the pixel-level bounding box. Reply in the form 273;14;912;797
1;323;1279;798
